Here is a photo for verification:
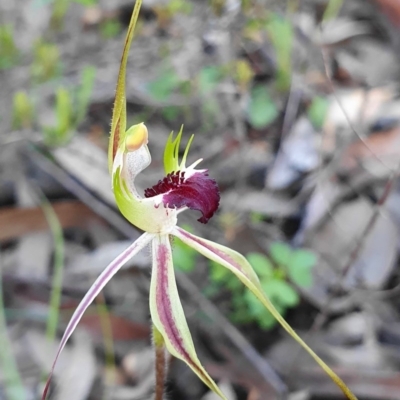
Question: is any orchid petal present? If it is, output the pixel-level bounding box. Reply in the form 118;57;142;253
163;126;184;174
163;127;197;174
172;227;357;400
149;234;227;400
42;232;154;400
113;165;178;233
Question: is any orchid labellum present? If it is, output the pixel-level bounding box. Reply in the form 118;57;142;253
42;1;357;399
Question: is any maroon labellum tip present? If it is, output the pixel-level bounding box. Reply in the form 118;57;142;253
144;171;220;223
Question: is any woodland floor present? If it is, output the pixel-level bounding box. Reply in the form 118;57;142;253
1;0;400;399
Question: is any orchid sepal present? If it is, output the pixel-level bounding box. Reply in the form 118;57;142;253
150;234;227;400
172;226;357;400
41;232;153;400
108;0;142;173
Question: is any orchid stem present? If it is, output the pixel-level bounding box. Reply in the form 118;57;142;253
153;325;168;400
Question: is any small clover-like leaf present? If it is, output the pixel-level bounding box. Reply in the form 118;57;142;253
248;85;278;129
148;68;181;101
209;260;230;282
263;279;299;307
292;249;317;269
308;96;329;129
247;252;274;279
173;238;197;272
287;249;316;287
269;242;292;266
198;66;222;94
244;290;282;329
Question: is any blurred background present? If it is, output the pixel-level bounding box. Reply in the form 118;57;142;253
1;0;400;399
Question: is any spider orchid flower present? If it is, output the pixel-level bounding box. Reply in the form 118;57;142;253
42;1;357;399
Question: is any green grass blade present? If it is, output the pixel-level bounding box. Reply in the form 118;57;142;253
40;197;65;342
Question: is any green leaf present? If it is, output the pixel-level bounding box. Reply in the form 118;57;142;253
248;85;278;129
75;65;96;125
209;260;231;283
287;249;316;288
148;69;181;101
262;279;299;307
162;105;180;122
258;311;278;329
198;66;222;94
291;250;317;269
244;290;266;316
31;41;60;83
100;20;122;39
246;252;274;279
243;290;282;329
12;91;34;129
308;96;329;129
250;212;263;224
0;25;19;70
269;242;292;266
323;0;344;21
265;14;293;91
56;87;72;138
173;238;197;272
73;0;98;5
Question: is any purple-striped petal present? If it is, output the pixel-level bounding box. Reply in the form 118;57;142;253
172;227;357;400
144;170;220;223
149;234;227;399
42;232;154;400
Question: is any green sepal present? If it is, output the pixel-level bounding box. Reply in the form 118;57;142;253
108;0;142;173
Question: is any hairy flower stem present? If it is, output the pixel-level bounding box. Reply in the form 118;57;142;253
153;325;168;400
